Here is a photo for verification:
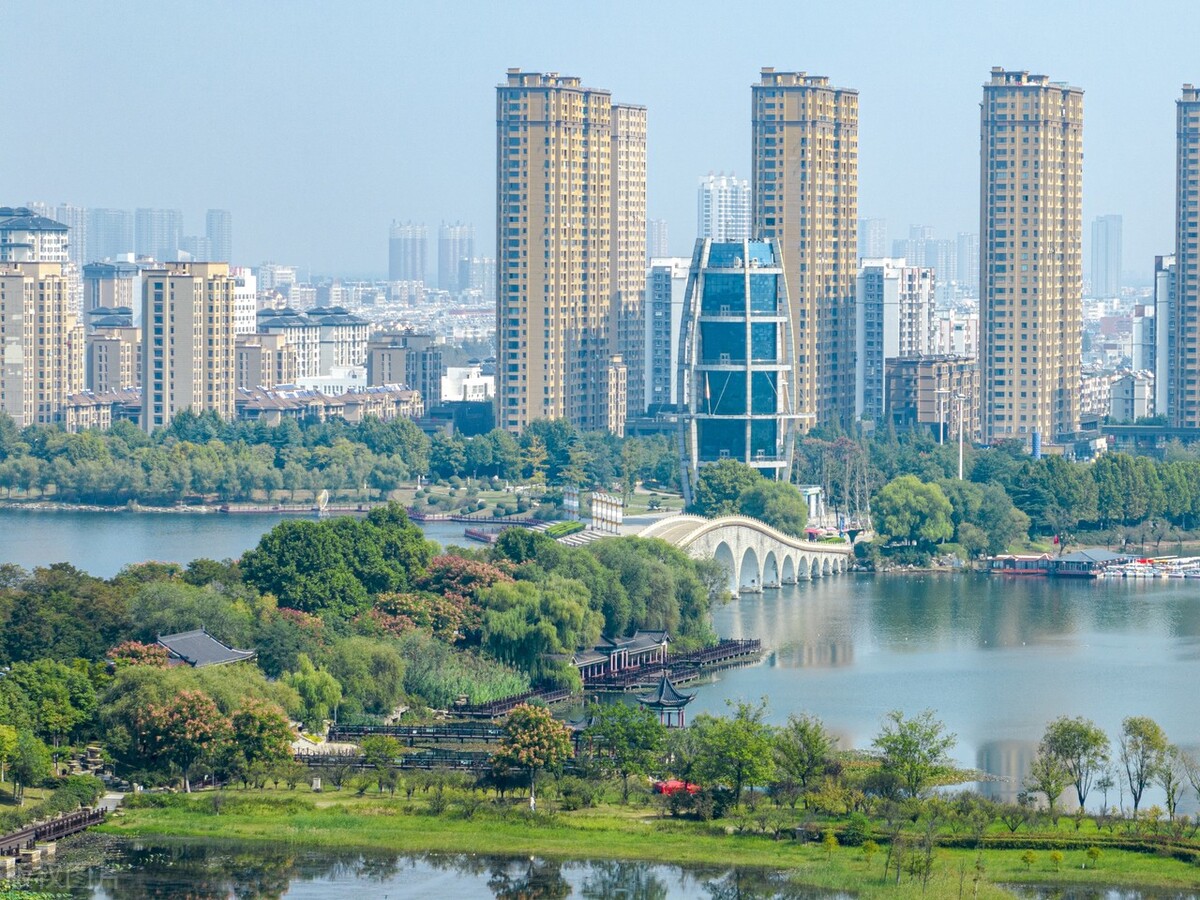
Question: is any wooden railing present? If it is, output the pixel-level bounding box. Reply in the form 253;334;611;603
0;807;107;856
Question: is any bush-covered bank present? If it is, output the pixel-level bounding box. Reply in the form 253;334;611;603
0;503;729;793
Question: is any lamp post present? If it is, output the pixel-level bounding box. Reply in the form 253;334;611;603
935;388;951;445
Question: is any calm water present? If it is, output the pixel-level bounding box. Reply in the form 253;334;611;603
3;509;1199;807
700;573;1200;808
0;508;471;576
30;837;846;899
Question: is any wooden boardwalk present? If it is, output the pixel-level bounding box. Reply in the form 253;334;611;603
327;722;504;745
0;807;106;856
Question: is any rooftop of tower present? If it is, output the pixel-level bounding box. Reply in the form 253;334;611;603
986;67;1081;92
756;68;856;93
0;207;68;232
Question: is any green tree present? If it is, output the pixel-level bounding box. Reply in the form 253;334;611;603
283;655;343;734
872;709;957;799
773;712;834;799
325;637;407;718
143;690;231;792
230;700;295;771
492;703;573;810
1024;750;1069;818
687;459;762;517
478;576;602;683
692;700;775;806
1040;716;1109;810
585;702;666;802
0;724;16;784
871;476;954;548
736;479;809;537
10;730;51;804
360;735;402;771
1119;715;1169;815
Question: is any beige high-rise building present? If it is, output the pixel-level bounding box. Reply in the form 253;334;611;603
495;70;644;435
141;262;236;430
236;332;298;391
0;262;85;426
1172;85;1200;428
87;326;141;393
980;68;1084;446
752;69;859;429
611;103;647;420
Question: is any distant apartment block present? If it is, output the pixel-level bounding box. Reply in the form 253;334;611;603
1090;214;1122;299
206;209;232;263
135;208;182;262
647;219;670;261
855;258;936;424
437;222;474;294
366;331;443;408
857;217;886;258
88;209;134;262
1154;253;1175;416
644;257;690;411
697;173;751;241
389;222;427;284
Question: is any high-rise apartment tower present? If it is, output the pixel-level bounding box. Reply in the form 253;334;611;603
752;69;858;429
495;69;645;434
980;68;1083;446
388;222;427;284
1090;214;1122;298
206;209;233;263
437;223;475;294
140;262;236;430
697;173;751;242
1172;86;1200;428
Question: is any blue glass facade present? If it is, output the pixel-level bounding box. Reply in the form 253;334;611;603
678;239;797;502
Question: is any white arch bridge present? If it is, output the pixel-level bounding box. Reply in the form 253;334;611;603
638;514;852;593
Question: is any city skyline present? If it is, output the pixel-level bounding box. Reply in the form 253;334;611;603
3;0;1195;277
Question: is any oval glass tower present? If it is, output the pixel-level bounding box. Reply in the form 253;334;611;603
677;239;798;504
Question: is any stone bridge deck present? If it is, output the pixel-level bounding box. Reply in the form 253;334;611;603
639;514;851;592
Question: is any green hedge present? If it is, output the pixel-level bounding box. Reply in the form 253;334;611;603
545;521;585;538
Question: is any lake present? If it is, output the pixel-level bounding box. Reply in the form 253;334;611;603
2;508;1198;809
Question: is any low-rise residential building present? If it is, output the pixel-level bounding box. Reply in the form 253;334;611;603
235;385;423;425
884;355;981;443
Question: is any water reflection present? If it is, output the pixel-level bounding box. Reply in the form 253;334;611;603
1008;887;1200;900
703;573;1200;812
32;838;849;899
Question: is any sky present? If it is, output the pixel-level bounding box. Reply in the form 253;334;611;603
3;0;1198;281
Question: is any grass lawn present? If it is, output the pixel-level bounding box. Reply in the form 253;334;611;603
101;789;1200;898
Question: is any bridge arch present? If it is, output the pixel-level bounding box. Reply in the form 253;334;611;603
714;541;737;593
781;554;796;585
762;551;780;589
739;546;761;593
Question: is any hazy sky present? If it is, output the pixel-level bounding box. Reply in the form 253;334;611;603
4;0;1198;279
